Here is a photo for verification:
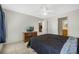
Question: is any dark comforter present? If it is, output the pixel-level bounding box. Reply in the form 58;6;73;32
28;34;69;54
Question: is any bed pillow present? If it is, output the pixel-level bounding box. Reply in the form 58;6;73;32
60;37;77;54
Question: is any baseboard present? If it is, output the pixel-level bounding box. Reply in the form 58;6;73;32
4;40;24;45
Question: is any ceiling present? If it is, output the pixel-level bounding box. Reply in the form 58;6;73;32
2;4;79;19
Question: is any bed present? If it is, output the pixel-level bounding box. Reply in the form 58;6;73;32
27;34;79;54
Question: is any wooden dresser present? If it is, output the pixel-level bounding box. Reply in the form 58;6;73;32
24;32;37;42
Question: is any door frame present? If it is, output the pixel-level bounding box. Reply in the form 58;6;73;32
58;17;68;36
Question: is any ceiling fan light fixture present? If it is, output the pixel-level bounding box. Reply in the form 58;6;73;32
40;4;54;16
41;5;48;16
43;12;47;16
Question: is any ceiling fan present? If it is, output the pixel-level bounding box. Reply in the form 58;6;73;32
40;4;54;16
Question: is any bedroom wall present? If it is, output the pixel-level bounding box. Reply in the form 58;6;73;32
4;9;44;43
47;9;79;37
47;16;58;34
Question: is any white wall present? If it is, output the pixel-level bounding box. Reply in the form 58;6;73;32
67;10;79;37
47;17;58;34
4;9;44;43
47;9;79;37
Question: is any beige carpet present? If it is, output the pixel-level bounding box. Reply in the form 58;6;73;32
1;41;37;54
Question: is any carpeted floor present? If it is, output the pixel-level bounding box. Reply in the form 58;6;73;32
1;41;37;54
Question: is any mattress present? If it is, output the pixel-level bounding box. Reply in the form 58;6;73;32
28;34;69;54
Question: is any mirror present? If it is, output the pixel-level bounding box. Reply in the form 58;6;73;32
39;22;42;32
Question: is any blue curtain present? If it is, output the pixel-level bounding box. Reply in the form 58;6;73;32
0;5;6;43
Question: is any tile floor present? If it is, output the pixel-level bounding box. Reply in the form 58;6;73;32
1;41;37;54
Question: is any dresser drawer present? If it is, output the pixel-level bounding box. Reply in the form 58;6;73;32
24;32;37;42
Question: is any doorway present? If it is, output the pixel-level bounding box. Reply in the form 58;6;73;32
58;17;68;36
